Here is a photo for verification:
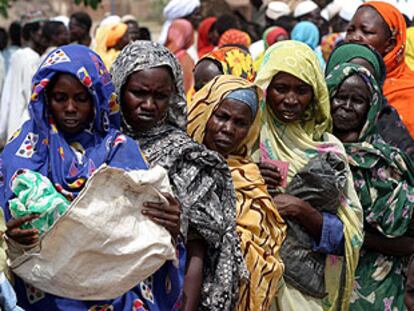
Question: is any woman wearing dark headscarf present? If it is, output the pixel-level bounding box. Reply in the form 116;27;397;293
326;62;414;311
326;42;414;160
110;41;246;311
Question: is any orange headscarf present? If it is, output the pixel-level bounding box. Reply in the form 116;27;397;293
197;17;217;58
218;29;252;49
363;1;414;136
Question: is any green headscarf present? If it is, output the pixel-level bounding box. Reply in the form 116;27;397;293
326;63;414;238
325;43;386;86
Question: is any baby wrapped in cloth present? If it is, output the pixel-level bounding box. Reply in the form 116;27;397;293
280;152;347;298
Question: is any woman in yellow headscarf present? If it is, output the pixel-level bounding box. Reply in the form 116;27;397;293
254;40;363;311
188;75;286;311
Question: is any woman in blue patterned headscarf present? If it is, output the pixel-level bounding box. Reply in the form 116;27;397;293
0;44;183;310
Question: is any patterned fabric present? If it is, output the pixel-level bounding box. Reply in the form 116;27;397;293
325;42;414;162
0;45;187;311
111;40;248;311
188;75;286;311
254;41;364;311
326;63;414;311
9;169;69;236
201;46;256;82
362;1;414;137
321;33;341;63
263;26;288;50
218;29;252;49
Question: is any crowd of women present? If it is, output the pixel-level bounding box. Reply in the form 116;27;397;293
1;0;414;310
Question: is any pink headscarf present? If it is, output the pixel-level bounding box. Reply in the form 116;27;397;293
165;19;195;55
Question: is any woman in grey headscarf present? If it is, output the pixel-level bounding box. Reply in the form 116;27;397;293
111;40;247;311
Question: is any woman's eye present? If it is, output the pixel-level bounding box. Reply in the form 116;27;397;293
52;93;67;102
273;85;287;93
76;93;90;103
297;87;311;96
132;90;147;98
155;93;169;101
236;120;249;128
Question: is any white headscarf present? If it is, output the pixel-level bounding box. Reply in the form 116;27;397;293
266;1;291;20
158;0;200;44
293;0;319;18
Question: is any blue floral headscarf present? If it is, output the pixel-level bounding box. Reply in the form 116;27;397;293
0;45;148;219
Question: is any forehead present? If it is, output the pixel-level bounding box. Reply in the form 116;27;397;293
127;67;174;86
270;71;312;88
338;74;370;95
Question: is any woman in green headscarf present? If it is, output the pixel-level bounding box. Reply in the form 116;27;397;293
255;40;363;311
326;62;414;311
325;42;414;160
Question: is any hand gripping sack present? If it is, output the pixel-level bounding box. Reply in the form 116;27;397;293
8;165;177;300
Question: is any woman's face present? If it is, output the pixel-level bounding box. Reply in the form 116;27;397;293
48;73;93;134
267;72;314;123
345;6;395;57
122;67;174;132
331;75;371;135
204;98;253;157
193;59;223;92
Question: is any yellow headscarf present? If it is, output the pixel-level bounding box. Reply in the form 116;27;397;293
406;27;414;70
254;41;363;311
188;75;286;310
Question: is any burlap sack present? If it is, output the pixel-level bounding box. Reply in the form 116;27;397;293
8;165;177;300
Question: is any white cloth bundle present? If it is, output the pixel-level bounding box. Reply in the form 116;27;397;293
8;165;177;300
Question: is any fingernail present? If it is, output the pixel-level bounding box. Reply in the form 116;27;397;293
142;210;147;214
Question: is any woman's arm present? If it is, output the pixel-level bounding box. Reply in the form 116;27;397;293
274;194;345;255
183;238;206;311
363;230;414;256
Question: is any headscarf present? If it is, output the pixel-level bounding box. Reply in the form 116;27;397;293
165;19;194;55
158;0;200;45
291;21;320;50
201;46;256;82
293;0;319;18
218;29;252;49
266;1;291;21
254;40;363;311
253;26;289;71
321;32;341;62
0;45;148;220
111;41;248;311
93;17;123;69
361;2;414;136
264;26;289;49
188;75;286;310
406;27;414;70
197;17;217;58
105;23;128;48
326;62;414;311
326;42;386;85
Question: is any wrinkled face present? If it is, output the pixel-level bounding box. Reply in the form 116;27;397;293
345;6;395;57
193;59;223;92
69;18;87;42
267;72;314;123
204;98;253;157
331;75;371;135
122;67;174;132
48;73;94;134
55;24;70;46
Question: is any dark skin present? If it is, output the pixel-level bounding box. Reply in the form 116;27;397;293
113;30;130;51
31;22;47;55
260;72;324;242
203;98;254;157
54;24;70;46
299;9;327;37
121;66;202;311
193;59;223;92
126;21;140;42
331;75;414;257
345;6;396;57
6;73;180;245
185;7;202;29
331;75;371;143
69;17;91;46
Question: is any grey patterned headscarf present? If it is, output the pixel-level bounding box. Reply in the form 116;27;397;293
111;40;187;130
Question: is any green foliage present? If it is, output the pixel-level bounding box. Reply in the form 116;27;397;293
0;0;8;18
74;0;102;10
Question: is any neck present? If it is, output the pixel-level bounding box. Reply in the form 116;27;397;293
79;36;91;47
29;41;45;55
333;128;360;143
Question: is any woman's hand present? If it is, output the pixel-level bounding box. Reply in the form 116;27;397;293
142;193;181;240
6;214;40;246
273;193;323;242
258;162;283;195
